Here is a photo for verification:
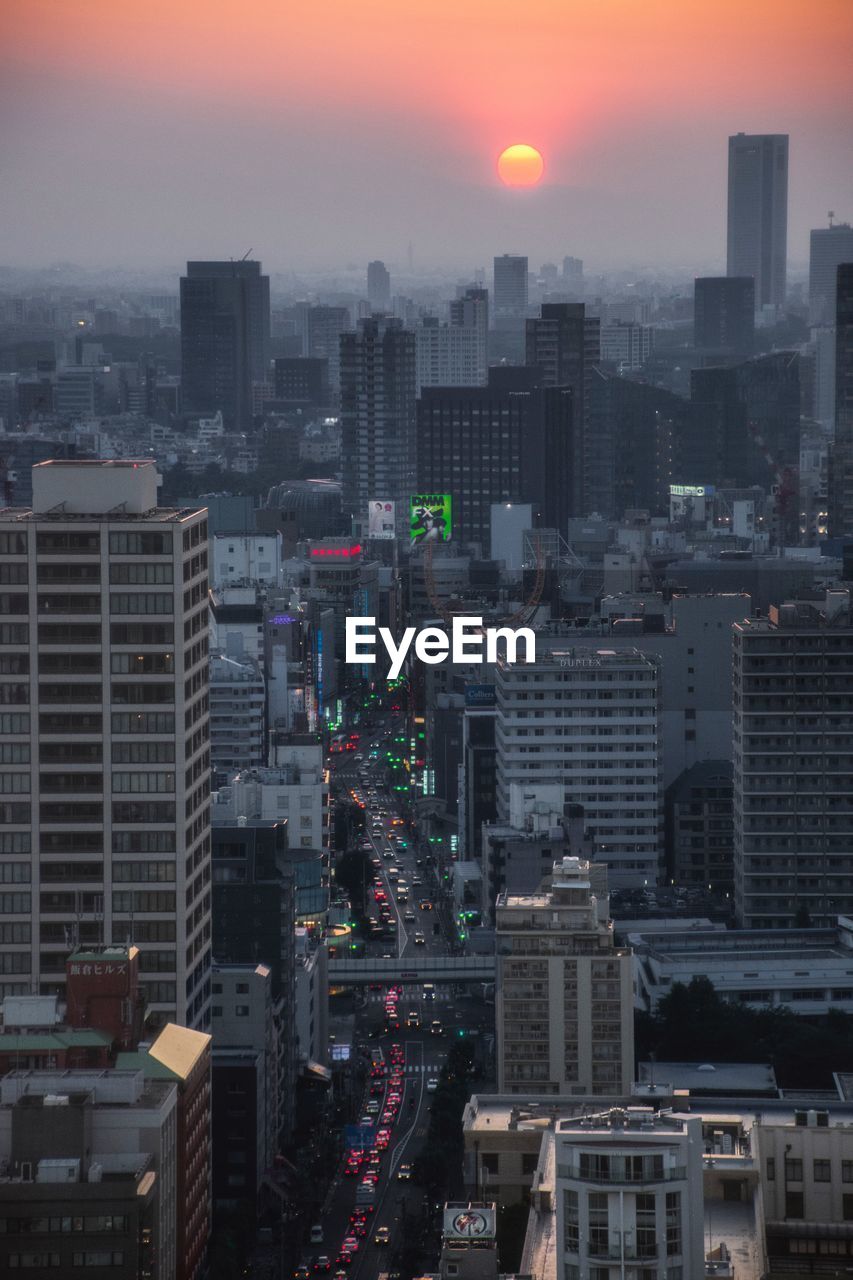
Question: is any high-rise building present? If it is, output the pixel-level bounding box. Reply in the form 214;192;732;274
415;316;485;392
726;132;789;309
367;259;391;310
694;276;755;357
340;315;416;521
416;367;574;547
809;222;853;325
180;259;270;428
0;459;211;1030
300;304;351;392
830;262;853;537
526;303;601;518
449;285;489;383
493;254;528;314
588;369;684;518
494;646;663;887
209;650;266;783
495;855;634;1095
733;593;853;929
562;256;584;298
555;1109;705;1279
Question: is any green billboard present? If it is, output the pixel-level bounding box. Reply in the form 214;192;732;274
410;494;452;547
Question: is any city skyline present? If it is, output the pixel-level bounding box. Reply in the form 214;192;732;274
1;0;851;272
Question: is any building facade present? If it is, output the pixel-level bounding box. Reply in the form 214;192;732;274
694;276;755;358
727;133;789;309
495;857;634;1096
0;459;211;1030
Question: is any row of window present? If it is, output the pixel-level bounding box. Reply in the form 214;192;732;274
0;1215;127;1234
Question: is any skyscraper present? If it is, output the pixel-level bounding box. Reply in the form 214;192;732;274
340;316;416;521
449;284;489;383
526;302;600;517
830;262;853;537
180;259;270;428
726;133;789;309
493;254;528;314
561;255;584;299
809;222;853;325
0;459;211;1030
416;367;574;547
300;303;351;392
367;259;391;310
495;855;634;1095
694;276;755;357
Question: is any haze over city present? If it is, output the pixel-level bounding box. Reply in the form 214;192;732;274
2;0;852;273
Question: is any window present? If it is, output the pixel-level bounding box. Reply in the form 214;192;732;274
666;1190;681;1256
842;1160;853;1182
111;622;175;644
0;563;27;584
112;801;176;824
0;532;27;553
109;531;173;555
37;530;99;553
112;711;175;735
0;624;28;645
766;1157;775;1181
844;1194;853;1222
562;1188;578;1252
588;1192;608;1253
813;1159;831;1182
110;593;173;615
112;772;175;794
235;1005;250;1016
110;562;173;585
236;982;249;993
785;1158;803;1182
111;682;174;705
785;1191;804;1219
111;652;174;675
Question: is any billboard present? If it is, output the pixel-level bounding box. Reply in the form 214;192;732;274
410;493;452;548
443;1206;496;1240
368;499;396;540
465;683;496;708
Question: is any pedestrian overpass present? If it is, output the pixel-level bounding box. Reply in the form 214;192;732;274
328;954;495;985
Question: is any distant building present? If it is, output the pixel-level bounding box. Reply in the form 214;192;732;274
694;276;755;357
495;856;634;1095
599;319;655;370
415;315;486;391
733;592;853;928
562;256;584;298
727;132;789;308
809;221;853;325
830;262;853;537
367;259;391;310
180;259;271;428
209;651;266;781
273;355;329;405
449;285;489;383
493;254;528;314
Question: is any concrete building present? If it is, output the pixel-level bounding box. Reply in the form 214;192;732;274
599;320;655;370
211;531;281;589
665;759;733;893
631;915;853;1017
494;646;663;887
493;255;528;315
495;856;634;1096
727;133;789;309
555;1108;705;1280
340;316;417;523
830;261;853;538
366;259;391;310
210;962;281;1207
0;459;211;1030
0;1071;173;1280
294;926;328;1069
449;285;489;385
212;751;329;854
300;304;351;392
415;315;487;392
694;276;755;358
732;592;853;928
56;366;103;419
209;650;266;782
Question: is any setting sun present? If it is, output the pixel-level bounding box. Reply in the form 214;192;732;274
497;143;544;187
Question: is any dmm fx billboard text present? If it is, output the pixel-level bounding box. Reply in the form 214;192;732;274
367;499;395;540
410;493;452;547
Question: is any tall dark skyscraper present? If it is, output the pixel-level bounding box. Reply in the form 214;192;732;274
526;303;600;517
726;132;789;309
416;367;574;547
180;260;270;428
830;262;853;537
809;222;853;325
694;277;755;358
367;259;391;310
340;316;416;522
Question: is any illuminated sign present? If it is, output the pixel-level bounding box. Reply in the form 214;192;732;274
443;1207;496;1239
410;494;452;547
310;544;362;558
669;484;714;497
367;499;396;540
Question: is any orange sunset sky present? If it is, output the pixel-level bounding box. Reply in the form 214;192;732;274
1;0;851;272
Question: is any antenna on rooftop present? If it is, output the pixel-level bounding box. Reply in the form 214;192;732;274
828;211;835;228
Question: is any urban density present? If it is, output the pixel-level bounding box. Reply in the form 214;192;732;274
1;2;853;1278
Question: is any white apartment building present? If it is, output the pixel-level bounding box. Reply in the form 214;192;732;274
599;320;655;369
495;857;634;1096
211;532;281;590
555;1109;704;1280
209;650;266;778
495;647;663;887
415;317;487;392
0;460;211;1029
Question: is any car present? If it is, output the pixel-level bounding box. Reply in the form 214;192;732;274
422;983;435;999
350;1221;367;1239
342;1236;359;1254
420;900;433;911
396;1163;412;1181
430;1020;443;1036
334;1253;353;1270
405;1010;420;1028
403;910;416;922
414;932;425;945
310;1224;324;1244
365;1099;380;1114
294;1268;311;1280
374;1226;391;1246
312;1258;331;1274
427;1077;439;1092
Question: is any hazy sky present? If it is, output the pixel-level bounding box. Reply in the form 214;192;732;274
2;0;852;276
